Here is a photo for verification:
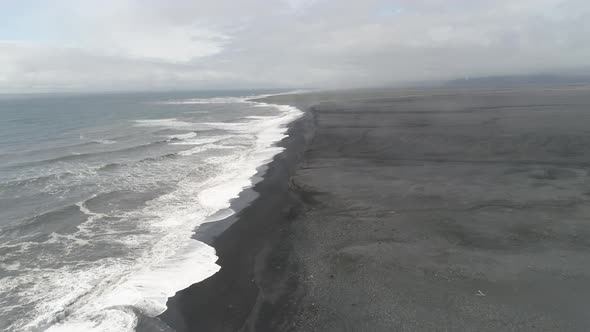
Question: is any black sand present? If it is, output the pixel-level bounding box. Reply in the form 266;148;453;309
161;87;590;331
158;100;315;332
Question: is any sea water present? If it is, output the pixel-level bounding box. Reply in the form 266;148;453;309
0;90;301;331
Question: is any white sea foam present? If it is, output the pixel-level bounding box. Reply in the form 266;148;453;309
205;208;235;223
167;132;197;140
92;139;117;145
177;144;235;156
3;93;303;332
156;89;308;106
245;115;273;119
133;118;199;129
169;135;233;146
0;262;21;271
157;97;248;104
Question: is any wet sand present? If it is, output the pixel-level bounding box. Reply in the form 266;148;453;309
162;86;590;331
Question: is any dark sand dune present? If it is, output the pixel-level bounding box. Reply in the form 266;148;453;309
161;87;590;331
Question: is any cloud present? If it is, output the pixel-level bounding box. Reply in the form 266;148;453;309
1;0;590;92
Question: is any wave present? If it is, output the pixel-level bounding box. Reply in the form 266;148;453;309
177;143;236;156
168;135;233;146
1;155;167;191
1;131;211;187
91;139;117;145
0;204;86;245
0;138;127;168
166;132;197;140
11;141;172;168
94;153;178;172
155;97;249;105
133;118;201;129
0;171;74;191
0;139;227;191
155;90;308;106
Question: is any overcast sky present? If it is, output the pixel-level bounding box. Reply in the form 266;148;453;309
1;0;589;92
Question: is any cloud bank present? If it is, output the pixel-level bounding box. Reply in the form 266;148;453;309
1;0;590;92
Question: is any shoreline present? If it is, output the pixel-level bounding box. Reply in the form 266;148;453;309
157;97;315;331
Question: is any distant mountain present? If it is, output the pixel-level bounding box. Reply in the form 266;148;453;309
444;73;590;88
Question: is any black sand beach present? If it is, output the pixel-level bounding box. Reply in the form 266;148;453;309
161;86;590;331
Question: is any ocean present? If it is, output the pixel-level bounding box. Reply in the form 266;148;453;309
0;90;302;331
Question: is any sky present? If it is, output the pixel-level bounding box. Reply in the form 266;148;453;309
1;0;589;92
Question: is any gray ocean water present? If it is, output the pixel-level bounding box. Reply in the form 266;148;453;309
0;90;301;331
